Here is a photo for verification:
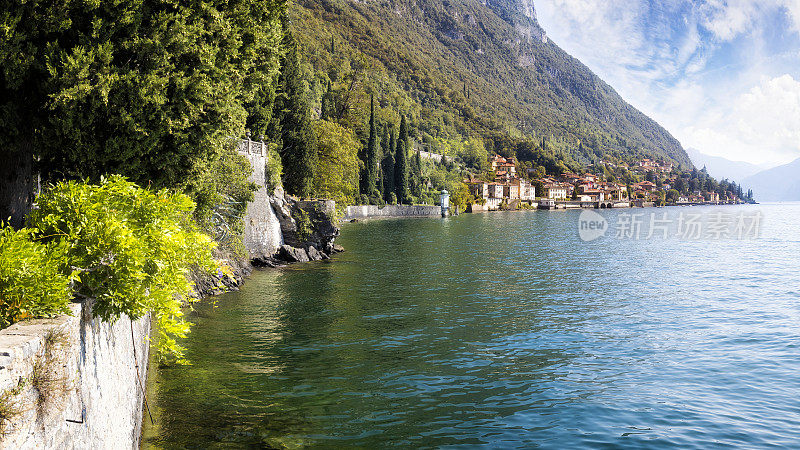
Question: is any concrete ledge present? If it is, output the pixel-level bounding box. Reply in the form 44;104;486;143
342;204;441;221
0;301;150;449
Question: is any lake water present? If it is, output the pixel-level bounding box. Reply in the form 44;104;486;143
143;203;800;448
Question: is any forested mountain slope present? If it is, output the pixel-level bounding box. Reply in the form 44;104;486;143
290;0;691;170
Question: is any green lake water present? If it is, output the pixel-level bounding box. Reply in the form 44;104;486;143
143;204;800;448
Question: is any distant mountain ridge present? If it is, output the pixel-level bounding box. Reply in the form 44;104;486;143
742;158;800;201
686;148;765;181
292;0;692;168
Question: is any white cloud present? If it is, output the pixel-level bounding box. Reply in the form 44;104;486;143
533;0;682;112
681;74;800;165
700;0;761;41
700;0;800;41
535;0;800;167
783;0;800;33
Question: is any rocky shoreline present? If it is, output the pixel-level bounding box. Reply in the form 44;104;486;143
192;189;342;298
259;191;341;266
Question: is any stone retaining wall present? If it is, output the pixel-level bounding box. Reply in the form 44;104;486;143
0;301;150;449
342;204;442;221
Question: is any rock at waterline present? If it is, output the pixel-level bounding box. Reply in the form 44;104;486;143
278;245;310;263
307;246;324;261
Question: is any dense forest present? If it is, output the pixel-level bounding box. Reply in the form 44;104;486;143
289;0;693;176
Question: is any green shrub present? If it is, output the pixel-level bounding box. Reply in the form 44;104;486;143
293;207;313;242
0;228;72;328
29;175;220;364
266;143;283;191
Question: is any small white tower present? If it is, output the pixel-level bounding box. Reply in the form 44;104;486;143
440;189;450;217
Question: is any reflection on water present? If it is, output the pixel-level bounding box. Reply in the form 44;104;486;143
144;204;800;448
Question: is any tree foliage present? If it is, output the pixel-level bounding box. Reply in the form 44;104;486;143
289;0;692;172
0;0;285;221
381;124;395;202
275;14;317;198
395;116;410;203
313;120;360;205
360;95;379;198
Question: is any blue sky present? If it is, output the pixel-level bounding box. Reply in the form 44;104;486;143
533;0;800;168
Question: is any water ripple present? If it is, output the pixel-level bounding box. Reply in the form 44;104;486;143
145;204;800;448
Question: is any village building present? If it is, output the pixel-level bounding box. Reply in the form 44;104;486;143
503;183;520;200
633;180;657;192
467;155;536;209
543;183;568;199
518;179;535;201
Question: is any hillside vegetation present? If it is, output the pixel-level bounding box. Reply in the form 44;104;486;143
290;0;692;171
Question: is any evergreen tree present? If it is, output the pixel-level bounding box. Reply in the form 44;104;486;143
400;114;410;149
320;80;334;120
0;0;285;220
361;94;379;198
376;158;384;201
275;18;317;199
382;124;395;201
412;149;423;197
389;126;397;156
381;123;391;159
395;116;409;203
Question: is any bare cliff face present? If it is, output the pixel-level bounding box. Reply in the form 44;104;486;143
519;0;536;20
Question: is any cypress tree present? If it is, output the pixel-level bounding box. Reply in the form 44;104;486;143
376;158;384;201
382;124;395;201
275;17;316;199
395;116;409;203
320;80;334;120
412;149;422;197
389;124;397;157
364;94;379;198
381;123;391;158
400;114;410;148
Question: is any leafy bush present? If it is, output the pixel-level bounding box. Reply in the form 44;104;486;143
0;228;72;328
313;120;360;204
199;145;257;257
29;176;220;364
266;143;284;191
293;207;313;242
